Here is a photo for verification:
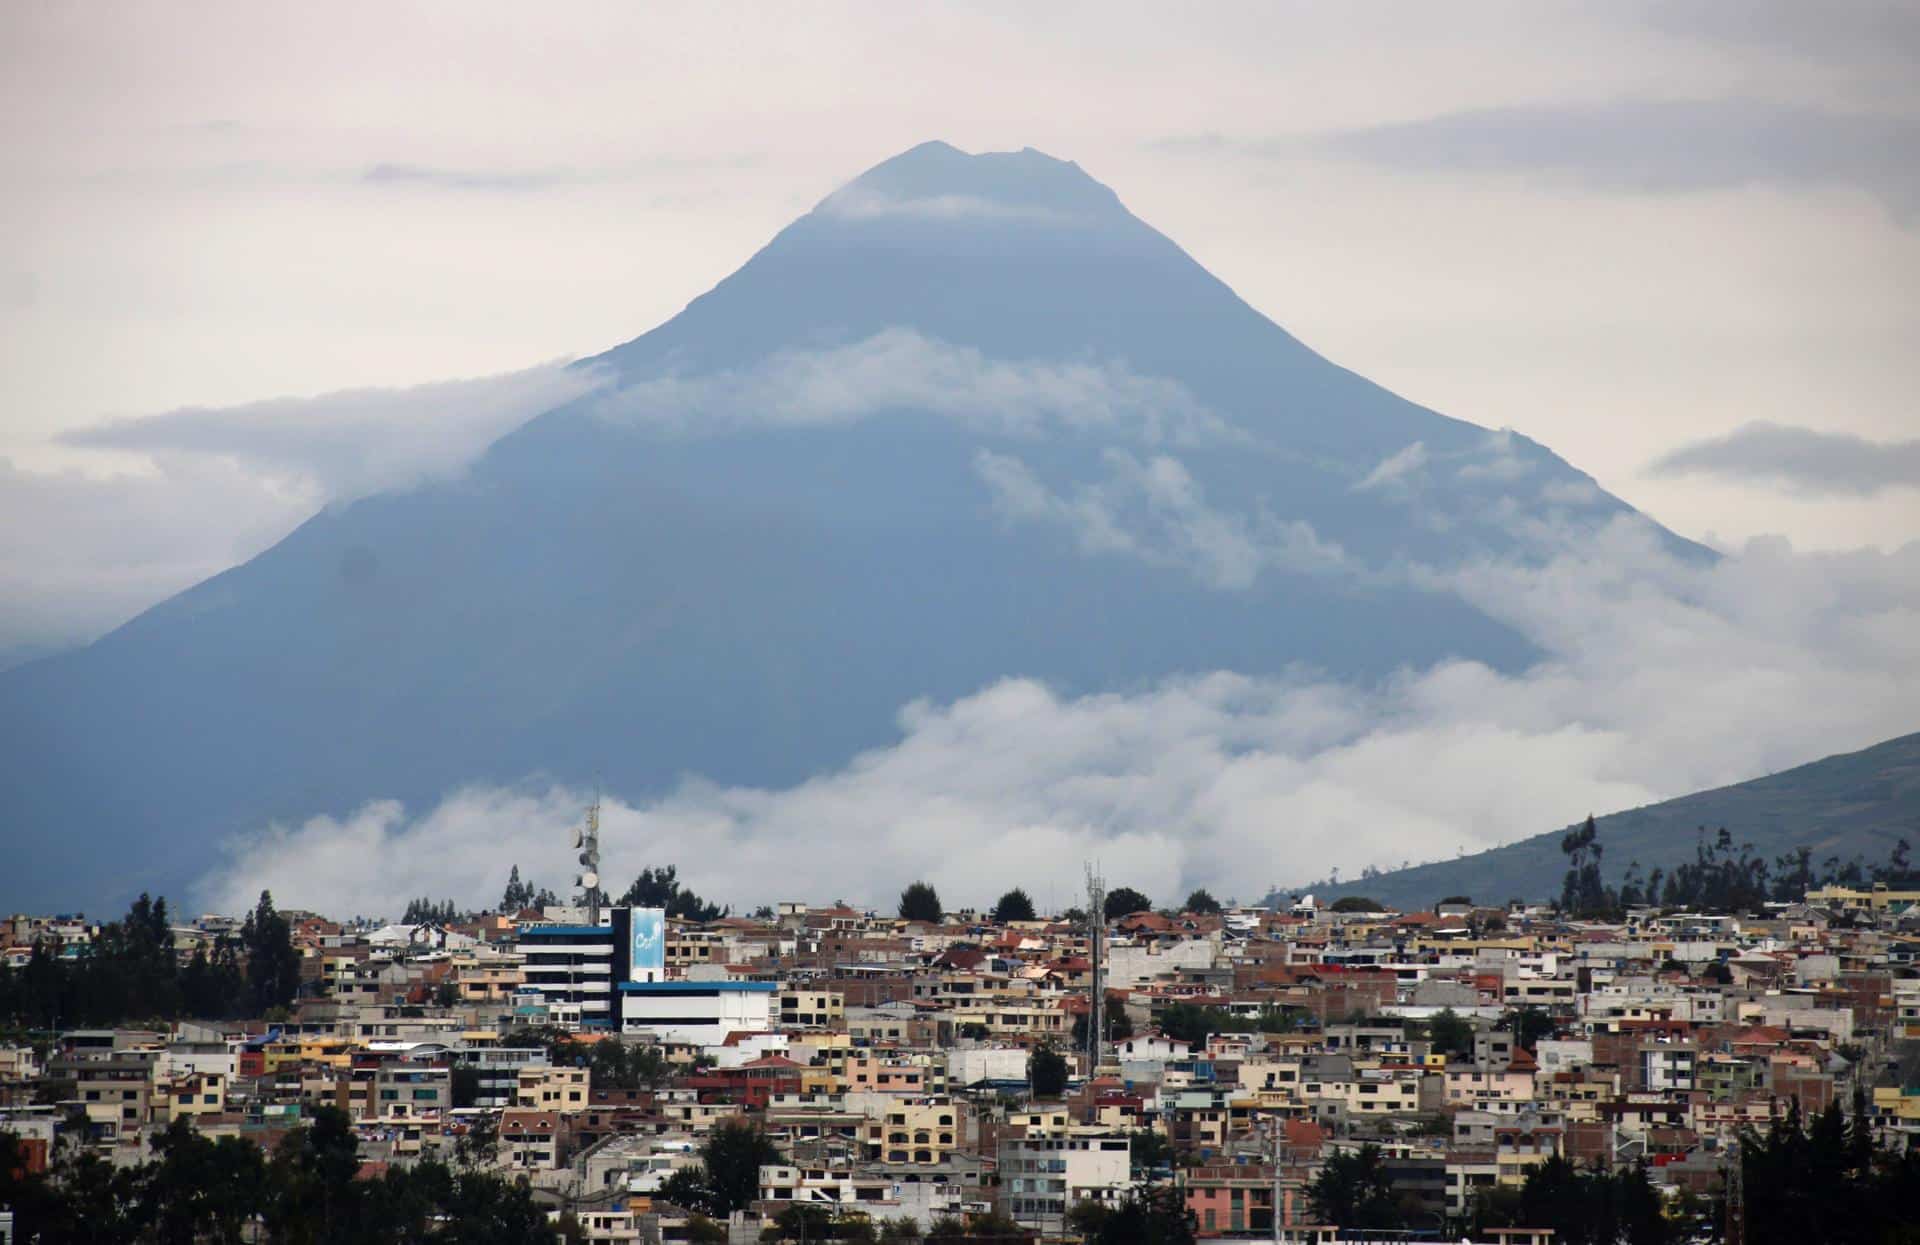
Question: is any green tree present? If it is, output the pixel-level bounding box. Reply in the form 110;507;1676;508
1157;1002;1220;1046
1506;1006;1555;1051
1129;1129;1175;1174
1328;895;1383;913
1104;887;1152;920
1028;1043;1069;1097
501;864;533;911
898;881;943;923
241;890;301;1015
1307;1143;1403;1231
1101;1183;1196;1245
618;865;724;922
991;888;1037;924
1426;1008;1474;1058
666;1120;783;1218
1181;889;1222;915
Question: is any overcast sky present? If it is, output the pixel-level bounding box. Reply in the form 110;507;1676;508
3;1;1917;660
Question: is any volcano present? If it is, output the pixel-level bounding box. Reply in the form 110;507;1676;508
0;142;1694;909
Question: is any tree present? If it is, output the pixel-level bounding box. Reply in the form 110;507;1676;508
402;897;461;925
2;1093;560;1245
991;888;1037;924
668;1120;782;1218
1182;889;1222;915
1104;887;1152;920
1328;895;1383;913
1307;1144;1403;1231
1073;1003;1133;1049
1426;1008;1473;1058
501;865;533;912
1029;1043;1069;1097
617;865;724;922
1157;1002;1220;1046
1084;1184;1196;1245
1506;1006;1555;1051
898;881;943;923
1129;1129;1175;1175
241;891;301;1015
926;1211;1024;1243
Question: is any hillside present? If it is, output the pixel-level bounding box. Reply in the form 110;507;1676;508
1298;730;1920;911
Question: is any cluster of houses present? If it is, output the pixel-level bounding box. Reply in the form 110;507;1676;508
4;883;1920;1243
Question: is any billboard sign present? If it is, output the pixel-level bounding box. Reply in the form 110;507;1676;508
630;907;665;981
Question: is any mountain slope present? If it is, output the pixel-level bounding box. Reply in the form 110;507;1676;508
1300;730;1920;910
1;142;1695;910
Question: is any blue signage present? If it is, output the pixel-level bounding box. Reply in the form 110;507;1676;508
630;907;665;979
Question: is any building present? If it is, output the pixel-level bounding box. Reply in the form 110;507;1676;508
619;981;776;1045
999;1129;1133;1234
517;907;666;1030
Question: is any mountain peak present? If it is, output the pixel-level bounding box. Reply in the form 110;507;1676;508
814;140;1127;227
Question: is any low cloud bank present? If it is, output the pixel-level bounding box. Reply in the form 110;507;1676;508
61;363;604;504
2;364;602;656
197;519;1920;919
1648;421;1920;497
593;329;1231;446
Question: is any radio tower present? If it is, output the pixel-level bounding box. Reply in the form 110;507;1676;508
1085;865;1107;1070
574;798;605;925
1723;1139;1745;1245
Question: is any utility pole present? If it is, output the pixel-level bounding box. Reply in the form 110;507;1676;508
1724;1138;1744;1245
1270;1114;1282;1245
1085;865;1107;1072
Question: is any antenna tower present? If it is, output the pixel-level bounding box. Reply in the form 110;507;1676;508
1723;1139;1745;1245
575;798;605;925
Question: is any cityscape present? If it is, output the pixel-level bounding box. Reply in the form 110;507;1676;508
5;826;1920;1243
4;5;1917;1243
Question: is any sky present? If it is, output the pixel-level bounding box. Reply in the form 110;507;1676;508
3;2;1917;664
3;4;1918;914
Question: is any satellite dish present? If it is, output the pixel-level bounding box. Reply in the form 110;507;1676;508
579;850;598;867
581;870;600;890
570;827;584;849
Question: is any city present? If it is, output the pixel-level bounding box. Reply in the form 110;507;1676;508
5;839;1920;1244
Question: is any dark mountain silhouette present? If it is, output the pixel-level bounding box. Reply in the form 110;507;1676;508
1;142;1697;909
1297;730;1920;911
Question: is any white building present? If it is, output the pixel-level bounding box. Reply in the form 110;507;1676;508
618;981;777;1045
998;1130;1134;1234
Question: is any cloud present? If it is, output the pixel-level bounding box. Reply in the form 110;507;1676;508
61;363;605;504
1316;98;1920;219
358;154;764;194
1646;1;1920;70
1455;428;1535;483
195;518;1920;918
1355;441;1429;492
0;454;316;661
816;185;1075;224
3;364;604;657
976;448;1350;589
1166;98;1920;220
360;163;598;193
594;329;1233;446
1647;421;1920;497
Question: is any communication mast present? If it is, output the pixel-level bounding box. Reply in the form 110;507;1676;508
574;798;605;925
1085;864;1106;1070
1723;1139;1744;1245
